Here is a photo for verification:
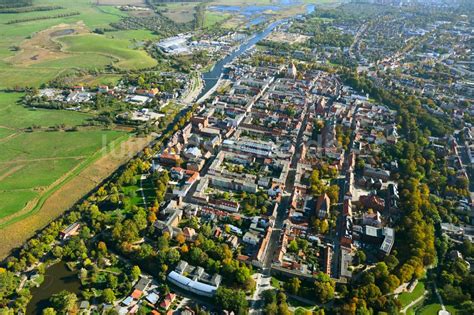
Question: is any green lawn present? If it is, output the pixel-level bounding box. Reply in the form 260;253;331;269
0;130;123;164
159;2;198;24
0;159;81;191
409;289;460;315
210;0;273;5
70;74;123;88
122;181;143;207
398;279;426;308
0;0;125;31
416;303;459;315
0;64;63;89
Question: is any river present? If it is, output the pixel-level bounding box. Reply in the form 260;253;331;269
197;3;316;101
197;19;287;100
27;261;81;315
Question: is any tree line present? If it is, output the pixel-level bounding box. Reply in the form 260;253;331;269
0;5;62;13
0;0;32;9
5;12;80;24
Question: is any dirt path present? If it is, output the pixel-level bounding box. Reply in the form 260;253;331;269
0;156;86;165
433;283;447;312
0;135;153;259
0;165;25;181
400;291;427;314
0;132;19;144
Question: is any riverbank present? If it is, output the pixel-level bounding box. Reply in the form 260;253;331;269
197;18;290;100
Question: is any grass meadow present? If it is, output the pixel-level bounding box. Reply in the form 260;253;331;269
58;34;157;70
0;92;125;222
0;93;91;128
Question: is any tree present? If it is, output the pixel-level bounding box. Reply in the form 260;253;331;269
0;269;18;300
313;219;329;234
235;265;252;284
42;308;57;315
148;212;157;224
97;241;107;255
133;209;148;231
189;247;207;265
166;248;181;265
384;255;399;271
287;277;301;295
51;246;63;258
326;185;340;205
354;250;366;265
157;235;169;251
313;277;335;303
262;289;277;304
49;290;77;314
107;274;118;289
176;233;186;245
102;288;116;303
287;240;299;253
131;265;141;281
215;287;248;314
265;302;278;315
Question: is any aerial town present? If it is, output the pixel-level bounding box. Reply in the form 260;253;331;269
0;0;472;315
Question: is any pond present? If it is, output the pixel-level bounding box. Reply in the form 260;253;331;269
27;261;81;315
50;29;75;37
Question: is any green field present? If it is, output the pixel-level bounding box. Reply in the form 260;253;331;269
0;0;158;88
59;34;157;70
0;92;125;221
0;93;92;129
105;29;159;42
204;12;231;28
69;74;123;88
29;54;114;70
